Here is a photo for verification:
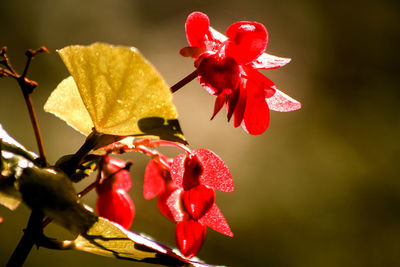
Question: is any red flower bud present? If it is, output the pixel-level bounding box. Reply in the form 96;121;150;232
182;154;203;191
96;189;135;229
175;219;206;258
182;185;215;220
97;156;132;194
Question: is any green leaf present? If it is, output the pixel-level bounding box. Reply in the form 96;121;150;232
72;217;210;266
18;166;97;234
0;186;21;210
0;124;38;210
0;124;38;162
45;43;185;143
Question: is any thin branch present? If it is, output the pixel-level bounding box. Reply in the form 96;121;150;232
23;94;47;166
170;69;198;93
6;210;44;267
1;46;49;166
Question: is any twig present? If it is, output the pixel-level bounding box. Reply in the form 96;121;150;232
6;210;44;267
170;69;198;93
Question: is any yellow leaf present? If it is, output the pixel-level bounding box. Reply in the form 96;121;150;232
47;42;184;142
73;217;205;266
44;76;94;135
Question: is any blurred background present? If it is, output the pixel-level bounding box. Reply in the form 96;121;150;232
1;0;399;266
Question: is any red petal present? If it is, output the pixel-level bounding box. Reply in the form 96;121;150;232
96;189;135;229
225;21;268;64
233;83;247;127
197;54;240;93
248;68;277;98
175;219;206;258
185;12;212;48
249;53;291;70
227;87;240;122
170;153;186;188
199;203;233;237
192;149;234;192
143;159;166;200
165;188;187;222
182;185;215;220
242;71;270;135
211;89;232;120
266;88;302;112
211;92;227;120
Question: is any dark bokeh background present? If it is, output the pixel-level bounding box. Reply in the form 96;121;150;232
1;0;399;266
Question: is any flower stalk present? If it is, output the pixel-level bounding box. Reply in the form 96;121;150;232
170;69;198;93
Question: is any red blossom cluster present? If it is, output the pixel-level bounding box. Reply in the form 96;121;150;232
181;11;301;135
95;156;135;229
143;149;233;258
93;11;300;260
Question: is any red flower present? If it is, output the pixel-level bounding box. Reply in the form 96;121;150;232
143;149;233;258
181;11;301;135
96;156;135;229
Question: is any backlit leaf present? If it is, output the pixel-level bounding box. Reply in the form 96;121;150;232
18;166;97;234
46;43;185;143
44;76;93;135
0;124;38;210
73;217;210;266
0;124;38;162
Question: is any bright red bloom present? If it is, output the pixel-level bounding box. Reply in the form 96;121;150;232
96;156;135;229
143;149;233;258
181;11;301;135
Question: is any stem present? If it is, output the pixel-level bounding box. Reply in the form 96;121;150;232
57;131;103;177
23;93;47;166
150;140;191;154
170;69;198;93
1;47;49;167
7;210;44;267
4;47;49;266
135;144;171;170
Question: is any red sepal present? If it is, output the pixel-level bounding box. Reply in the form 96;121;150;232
199;203;233;237
249;53;291;70
192;149;234;192
170;153;186;188
266;88;302;112
164;188;187;222
143;159;166;200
